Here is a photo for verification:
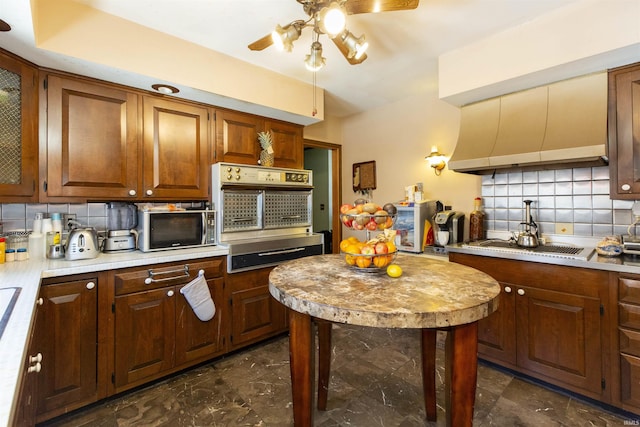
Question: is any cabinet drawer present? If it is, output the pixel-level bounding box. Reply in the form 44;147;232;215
620;328;640;358
620;276;640;305
115;258;224;295
619;302;640;331
620;353;640;408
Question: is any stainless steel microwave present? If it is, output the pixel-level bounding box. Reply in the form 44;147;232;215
137;210;216;252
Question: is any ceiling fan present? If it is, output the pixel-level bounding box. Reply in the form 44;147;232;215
248;0;420;71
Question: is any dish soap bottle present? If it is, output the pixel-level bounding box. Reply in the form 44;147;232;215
469;197;485;241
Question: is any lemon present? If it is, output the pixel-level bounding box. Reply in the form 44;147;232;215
386;264;402;278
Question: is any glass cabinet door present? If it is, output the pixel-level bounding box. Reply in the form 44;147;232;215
0;50;37;201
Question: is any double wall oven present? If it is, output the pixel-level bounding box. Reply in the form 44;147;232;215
211;163;324;273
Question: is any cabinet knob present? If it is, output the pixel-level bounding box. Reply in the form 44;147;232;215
622;184;631;191
36;297;43;306
504;286;512;293
144;278;152;285
86;281;96;290
29;353;42;364
517;289;525;296
146;189;154;196
167;290;174;297
129;189;137;196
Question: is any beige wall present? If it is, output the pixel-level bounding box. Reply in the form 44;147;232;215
339;88;481;227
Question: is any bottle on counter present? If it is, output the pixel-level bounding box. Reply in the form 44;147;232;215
29;232;45;260
0;237;5;264
469;197;485;241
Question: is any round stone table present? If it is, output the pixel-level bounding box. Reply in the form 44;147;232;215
269;253;500;426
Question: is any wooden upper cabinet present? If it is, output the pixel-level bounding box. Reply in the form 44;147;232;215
215;109;263;164
142;97;209;200
215;110;303;168
609;62;640;199
44;75;138;199
0;50;38;202
265;119;303;169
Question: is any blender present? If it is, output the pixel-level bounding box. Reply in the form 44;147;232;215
104;202;138;252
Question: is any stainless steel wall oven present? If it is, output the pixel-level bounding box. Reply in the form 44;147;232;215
211;163;323;273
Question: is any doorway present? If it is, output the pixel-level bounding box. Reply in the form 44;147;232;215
303;139;341;254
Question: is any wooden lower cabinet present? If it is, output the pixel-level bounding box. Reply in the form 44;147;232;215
226;267;288;350
113;258;225;392
35;273;100;423
617;274;640;413
449;253;612;402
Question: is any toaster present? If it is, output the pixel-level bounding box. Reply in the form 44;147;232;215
65;228;99;260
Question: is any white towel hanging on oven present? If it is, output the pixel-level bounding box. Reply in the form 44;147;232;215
180;270;215;321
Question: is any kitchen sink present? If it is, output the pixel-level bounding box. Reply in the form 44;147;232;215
0;287;21;341
461;239;594;261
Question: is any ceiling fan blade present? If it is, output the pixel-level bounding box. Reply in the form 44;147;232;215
344;0;419;15
248;34;274;51
331;37;368;65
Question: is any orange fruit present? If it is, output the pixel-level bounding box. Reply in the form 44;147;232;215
345;254;357;265
347;236;360;244
345;244;361;255
356;256;372;268
373;255;389;268
386;241;396;253
339;239;352;252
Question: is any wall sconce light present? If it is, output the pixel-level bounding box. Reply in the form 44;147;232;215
425;146;446;176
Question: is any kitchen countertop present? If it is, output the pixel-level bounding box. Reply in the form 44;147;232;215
446;241;640;274
0;245;228;427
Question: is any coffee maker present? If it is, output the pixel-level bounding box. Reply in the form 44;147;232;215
104;202;138;252
433;211;465;250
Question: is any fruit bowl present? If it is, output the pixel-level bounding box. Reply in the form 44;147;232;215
339;212;396;231
341;249;398;273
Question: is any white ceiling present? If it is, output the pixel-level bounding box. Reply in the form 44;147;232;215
1;0;580;118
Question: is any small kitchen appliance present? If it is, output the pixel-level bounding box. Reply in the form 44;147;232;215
393;200;437;253
433;210;465;252
104;202;138;252
137;209;216;252
65;228;99;260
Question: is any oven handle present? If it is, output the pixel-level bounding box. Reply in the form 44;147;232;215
230;218;256;223
258;247;306;257
279;215;302;220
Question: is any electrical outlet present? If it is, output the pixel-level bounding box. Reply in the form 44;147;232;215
63;213;77;230
555;222;574;235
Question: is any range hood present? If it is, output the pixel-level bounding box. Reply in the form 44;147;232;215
448;73;608;174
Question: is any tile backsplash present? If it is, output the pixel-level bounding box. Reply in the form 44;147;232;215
481;166;636;238
0;202;205;234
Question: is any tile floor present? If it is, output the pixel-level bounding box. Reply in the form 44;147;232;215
40;324;636;426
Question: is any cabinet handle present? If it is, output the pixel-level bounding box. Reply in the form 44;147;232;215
622;184;631;191
517;289;525;296
167;290;174;297
146;189;153;196
504;286;512;293
36;297;43;306
129;189;136;196
27;362;41;373
86;281;96;290
145;265;190;284
29;353;42;364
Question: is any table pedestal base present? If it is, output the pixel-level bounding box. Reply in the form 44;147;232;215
288;313;479;427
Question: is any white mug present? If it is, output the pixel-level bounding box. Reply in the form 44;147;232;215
437;231;450;246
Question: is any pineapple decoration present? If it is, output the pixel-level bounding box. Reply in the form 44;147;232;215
257;131;275;167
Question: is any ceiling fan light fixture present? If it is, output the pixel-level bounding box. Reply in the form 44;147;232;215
317;2;346;36
272;23;301;52
304;41;326;72
337;30;369;60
